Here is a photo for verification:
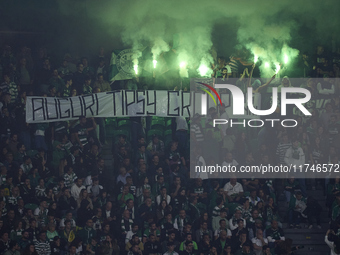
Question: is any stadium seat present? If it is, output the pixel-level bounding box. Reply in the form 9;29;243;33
117;119;131;129
147;129;163;140
114;129;130;140
25;203;38;211
148;125;164;137
151;116;164;121
117;117;130;124
150;119;165;130
105;118;117;127
164;129;173;139
166;119;172;128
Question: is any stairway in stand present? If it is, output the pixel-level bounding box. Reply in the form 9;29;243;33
278;189;329;255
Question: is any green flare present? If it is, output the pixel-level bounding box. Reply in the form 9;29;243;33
198;64;209;76
284;54;289;64
275;64;280;74
180;61;186;68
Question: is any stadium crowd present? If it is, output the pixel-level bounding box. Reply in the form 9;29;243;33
0;44;339;255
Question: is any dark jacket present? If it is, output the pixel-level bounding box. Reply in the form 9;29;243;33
213;238;231;255
144;240;162;254
58;195;77;211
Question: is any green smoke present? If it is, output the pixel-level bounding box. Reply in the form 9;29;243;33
57;0;340;78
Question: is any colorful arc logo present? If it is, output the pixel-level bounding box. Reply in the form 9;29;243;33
198;82;222;115
197;82;222;108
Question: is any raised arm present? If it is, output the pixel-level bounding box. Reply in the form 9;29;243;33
254;73;276;93
247;64;255;88
239;68;248;82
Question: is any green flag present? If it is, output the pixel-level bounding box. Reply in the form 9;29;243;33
110;49;141;81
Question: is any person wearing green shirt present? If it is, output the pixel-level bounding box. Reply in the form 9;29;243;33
49;69;65;95
152;175;169;197
179;233;198;251
46;223;59;241
288;192;307;228
33;122;49;151
82;76;93;95
331;193;340;221
51;139;68;170
61;75;72;97
118;185;134;208
143;222;161;243
3;241;21;255
10;221;24;241
180;240;197;255
328;177;340;196
74;116;97;150
77;219;96;245
213;230;229;255
212;209;228;231
327;177;340;211
284;177;299;203
93;73;111;92
18;230;30;251
163;242;179;255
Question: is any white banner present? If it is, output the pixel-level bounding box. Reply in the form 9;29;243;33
26;90;192;123
26;89;261;123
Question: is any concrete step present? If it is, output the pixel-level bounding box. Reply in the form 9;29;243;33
280;217;330;224
298;244;329;252
305;189;327;197
278;202;328;211
283;228;329;255
278;195;326;203
282;222;330;230
294;250;329;255
284;227;327;234
278;197;326;205
278;209;329;216
285;237;325;246
281;222;329;254
277;202;329;214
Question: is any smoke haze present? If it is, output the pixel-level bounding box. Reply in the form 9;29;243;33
1;0;339;76
58;0;339;75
